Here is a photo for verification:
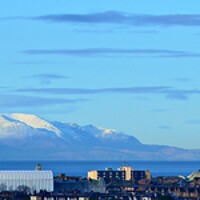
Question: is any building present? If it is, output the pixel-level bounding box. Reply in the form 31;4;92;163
187;170;200;181
0;170;53;193
120;166;132;180
31;193;90;200
88;165;151;182
93;168;126;182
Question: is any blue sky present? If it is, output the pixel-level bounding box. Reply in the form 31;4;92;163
1;0;200;149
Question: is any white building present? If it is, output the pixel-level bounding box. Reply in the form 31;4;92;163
0;170;53;193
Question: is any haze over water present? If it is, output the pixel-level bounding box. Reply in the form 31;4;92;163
0;161;199;178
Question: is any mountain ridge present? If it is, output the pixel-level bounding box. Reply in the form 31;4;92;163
0;113;199;160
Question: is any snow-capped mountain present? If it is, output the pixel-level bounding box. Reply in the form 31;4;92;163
1;113;61;137
0;113;199;160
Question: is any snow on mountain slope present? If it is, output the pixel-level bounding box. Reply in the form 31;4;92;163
8;113;62;137
0;115;20;127
0;113;141;145
102;128;117;135
0;115;38;138
79;124;141;145
0;114;62;139
0;113;141;148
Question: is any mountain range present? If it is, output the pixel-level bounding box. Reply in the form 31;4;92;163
0;113;199;160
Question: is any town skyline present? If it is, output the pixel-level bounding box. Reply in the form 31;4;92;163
1;0;200;149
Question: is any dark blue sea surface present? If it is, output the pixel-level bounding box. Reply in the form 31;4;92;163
0;161;199;177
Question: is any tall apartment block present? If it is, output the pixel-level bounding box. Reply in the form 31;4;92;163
88;165;151;182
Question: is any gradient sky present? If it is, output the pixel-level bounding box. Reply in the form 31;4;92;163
1;0;200;149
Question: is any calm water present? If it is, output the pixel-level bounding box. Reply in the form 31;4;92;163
0;161;199;177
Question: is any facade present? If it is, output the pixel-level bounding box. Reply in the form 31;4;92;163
120;166;132;180
0;170;53;193
88;166;151;182
31;194;90;200
95;169;126;182
187;170;200;181
132;170;146;181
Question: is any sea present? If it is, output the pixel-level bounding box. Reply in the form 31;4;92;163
0;161;199;178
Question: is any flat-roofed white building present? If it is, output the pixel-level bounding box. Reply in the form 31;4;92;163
0;170;53;193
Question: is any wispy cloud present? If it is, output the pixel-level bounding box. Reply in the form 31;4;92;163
166;92;188;100
30;11;200;27
164;89;200;100
16;86;171;95
0;94;86;108
23;48;200;58
185;119;200;125
23;74;69;84
15;86;200;100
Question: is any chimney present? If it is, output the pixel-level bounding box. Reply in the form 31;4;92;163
36;164;42;171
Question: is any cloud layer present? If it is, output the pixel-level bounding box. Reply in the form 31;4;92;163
0;94;85;108
23;48;200;57
32;11;200;27
16;86;200;100
23;74;68;84
17;86;170;95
